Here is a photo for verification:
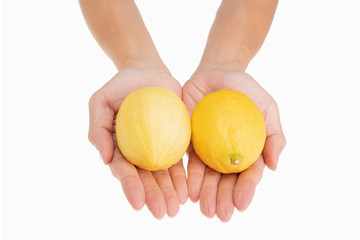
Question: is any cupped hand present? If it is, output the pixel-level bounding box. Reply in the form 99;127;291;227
183;70;286;222
88;68;188;219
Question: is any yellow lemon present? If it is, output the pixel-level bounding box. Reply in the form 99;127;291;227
115;87;191;171
191;90;266;174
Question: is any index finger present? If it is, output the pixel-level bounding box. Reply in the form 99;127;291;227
263;102;286;170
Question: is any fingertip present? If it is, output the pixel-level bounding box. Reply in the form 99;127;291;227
124;185;145;211
263;134;285;171
199;188;217;218
91;130;115;165
153;204;167;220
265;158;278;171
234;186;255;212
98;147;111;165
178;190;188;205
128;183;145;211
188;184;200;203
102;153;113;165
103;143;115;165
166;202;180;218
216;203;234;222
187;171;204;203
163;190;180;218
131;197;145;211
119;174;145;211
200;197;216;218
145;197;167;220
178;178;189;205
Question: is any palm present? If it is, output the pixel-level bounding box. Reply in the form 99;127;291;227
89;68;187;219
183;71;286;221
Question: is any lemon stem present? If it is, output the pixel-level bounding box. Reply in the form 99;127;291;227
230;154;242;165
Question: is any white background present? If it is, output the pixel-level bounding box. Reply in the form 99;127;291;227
2;0;360;239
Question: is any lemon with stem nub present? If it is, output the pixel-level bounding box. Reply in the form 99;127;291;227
191;90;266;174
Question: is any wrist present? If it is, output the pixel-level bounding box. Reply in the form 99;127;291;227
115;55;169;74
195;43;252;75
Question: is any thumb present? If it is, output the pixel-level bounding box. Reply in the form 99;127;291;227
88;91;115;164
262;102;286;170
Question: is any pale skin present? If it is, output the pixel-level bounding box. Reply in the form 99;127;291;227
80;0;286;221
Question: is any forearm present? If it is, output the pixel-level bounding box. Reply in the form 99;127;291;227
79;0;165;70
197;0;278;72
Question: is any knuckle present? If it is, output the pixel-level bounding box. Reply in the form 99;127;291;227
171;173;186;188
153;169;169;177
239;179;257;189
159;185;176;194
118;174;137;186
205;167;221;177
110;166;120;180
144;184;161;193
188;170;205;182
200;185;217;194
171;159;183;168
217;187;233;196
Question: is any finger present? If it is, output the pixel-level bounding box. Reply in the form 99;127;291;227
169;160;188;204
182;79;209;116
109;147;145;210
233;156;265;211
199;167;221;218
263;102;286;170
187;146;206;202
88;91;115;164
263;133;286;170
216;174;237;222
138;169;167;219
152;169;180;217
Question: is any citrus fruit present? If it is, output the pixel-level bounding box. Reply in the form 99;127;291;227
115;87;191;171
191;90;266;174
